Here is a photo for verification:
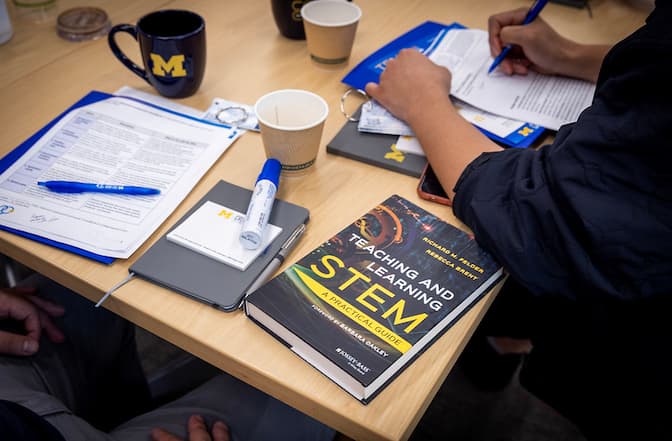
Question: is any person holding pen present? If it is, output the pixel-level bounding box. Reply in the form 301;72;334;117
366;1;671;439
486;5;610;81
486;0;549;74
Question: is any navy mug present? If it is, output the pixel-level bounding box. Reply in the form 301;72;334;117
271;0;352;40
271;0;313;39
108;10;206;98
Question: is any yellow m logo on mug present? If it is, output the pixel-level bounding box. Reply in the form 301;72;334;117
149;54;187;77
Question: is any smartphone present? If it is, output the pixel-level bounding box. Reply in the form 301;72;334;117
417;163;451;206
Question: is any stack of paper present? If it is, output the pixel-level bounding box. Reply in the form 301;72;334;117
167;201;282;271
343;22;596;153
0;91;242;262
357;98;539;156
433;29;595;132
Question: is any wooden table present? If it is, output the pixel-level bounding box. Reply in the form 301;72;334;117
0;1;650;439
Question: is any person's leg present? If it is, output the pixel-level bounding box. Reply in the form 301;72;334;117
111;372;336;441
457;277;535;389
0;295;110;439
473;277;536;338
0;273;151;435
28;274;152;429
0;381;114;441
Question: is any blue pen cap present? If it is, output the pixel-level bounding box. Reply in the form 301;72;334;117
257;158;281;188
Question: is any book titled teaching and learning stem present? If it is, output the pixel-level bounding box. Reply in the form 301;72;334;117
245;195;504;403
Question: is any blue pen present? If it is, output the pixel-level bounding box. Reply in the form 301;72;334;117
37;181;161;195
487;0;550;74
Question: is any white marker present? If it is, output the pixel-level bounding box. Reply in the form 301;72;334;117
240;158;281;250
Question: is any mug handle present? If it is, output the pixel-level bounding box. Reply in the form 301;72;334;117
107;24;149;83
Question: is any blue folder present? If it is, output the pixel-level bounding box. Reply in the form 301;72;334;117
342;21;546;149
0;91;237;264
0;91;116;263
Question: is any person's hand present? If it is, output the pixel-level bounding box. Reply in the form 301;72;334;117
152;415;230;441
0;286;65;356
487;8;577;77
365;48;453;125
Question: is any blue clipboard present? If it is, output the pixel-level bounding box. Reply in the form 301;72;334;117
0;91;116;264
0;91;237;264
342;21;546;149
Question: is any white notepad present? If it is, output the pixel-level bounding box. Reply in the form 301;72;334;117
167;201;282;271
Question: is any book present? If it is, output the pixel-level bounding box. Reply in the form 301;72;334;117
326;106;427;178
127;180;308;312
166;201;283;271
245;194;504;403
341;20;546;148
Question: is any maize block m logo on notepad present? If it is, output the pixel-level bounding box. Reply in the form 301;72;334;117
217;209;244;224
384;143;405;163
150;54;187;77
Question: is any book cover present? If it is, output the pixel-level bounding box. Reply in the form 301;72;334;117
245;195;503;403
326;106;427;178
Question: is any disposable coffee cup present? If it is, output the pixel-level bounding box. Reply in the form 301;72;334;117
301;0;361;64
254;89;329;175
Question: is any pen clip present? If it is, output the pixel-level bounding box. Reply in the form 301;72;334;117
280;223;306;252
239;223;307;310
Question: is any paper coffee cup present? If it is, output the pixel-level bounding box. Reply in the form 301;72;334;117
254;89;329;175
301;0;362;64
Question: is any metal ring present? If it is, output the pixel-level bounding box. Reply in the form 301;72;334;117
340;88;369;122
215;106;249;126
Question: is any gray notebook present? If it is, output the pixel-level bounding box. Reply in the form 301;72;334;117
326;106;427;178
130;180;309;311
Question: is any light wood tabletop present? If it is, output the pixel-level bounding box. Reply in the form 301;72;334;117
0;0;650;439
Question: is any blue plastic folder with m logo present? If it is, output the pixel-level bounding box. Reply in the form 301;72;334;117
0;91;116;263
0;90;235;264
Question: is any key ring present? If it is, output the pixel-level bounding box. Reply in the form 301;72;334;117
340;88;369;122
215;106;249;126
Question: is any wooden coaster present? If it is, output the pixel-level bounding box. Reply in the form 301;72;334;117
57;7;111;41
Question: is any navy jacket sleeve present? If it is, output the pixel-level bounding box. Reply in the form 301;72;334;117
453;2;672;302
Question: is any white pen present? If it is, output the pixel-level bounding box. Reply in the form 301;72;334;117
240;158;282;250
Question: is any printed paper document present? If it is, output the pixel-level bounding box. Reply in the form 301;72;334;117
359;97;529;139
0;95;241;258
431;29;596;131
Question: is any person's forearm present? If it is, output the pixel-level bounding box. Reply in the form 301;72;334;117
561;43;611;82
406;98;502;199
